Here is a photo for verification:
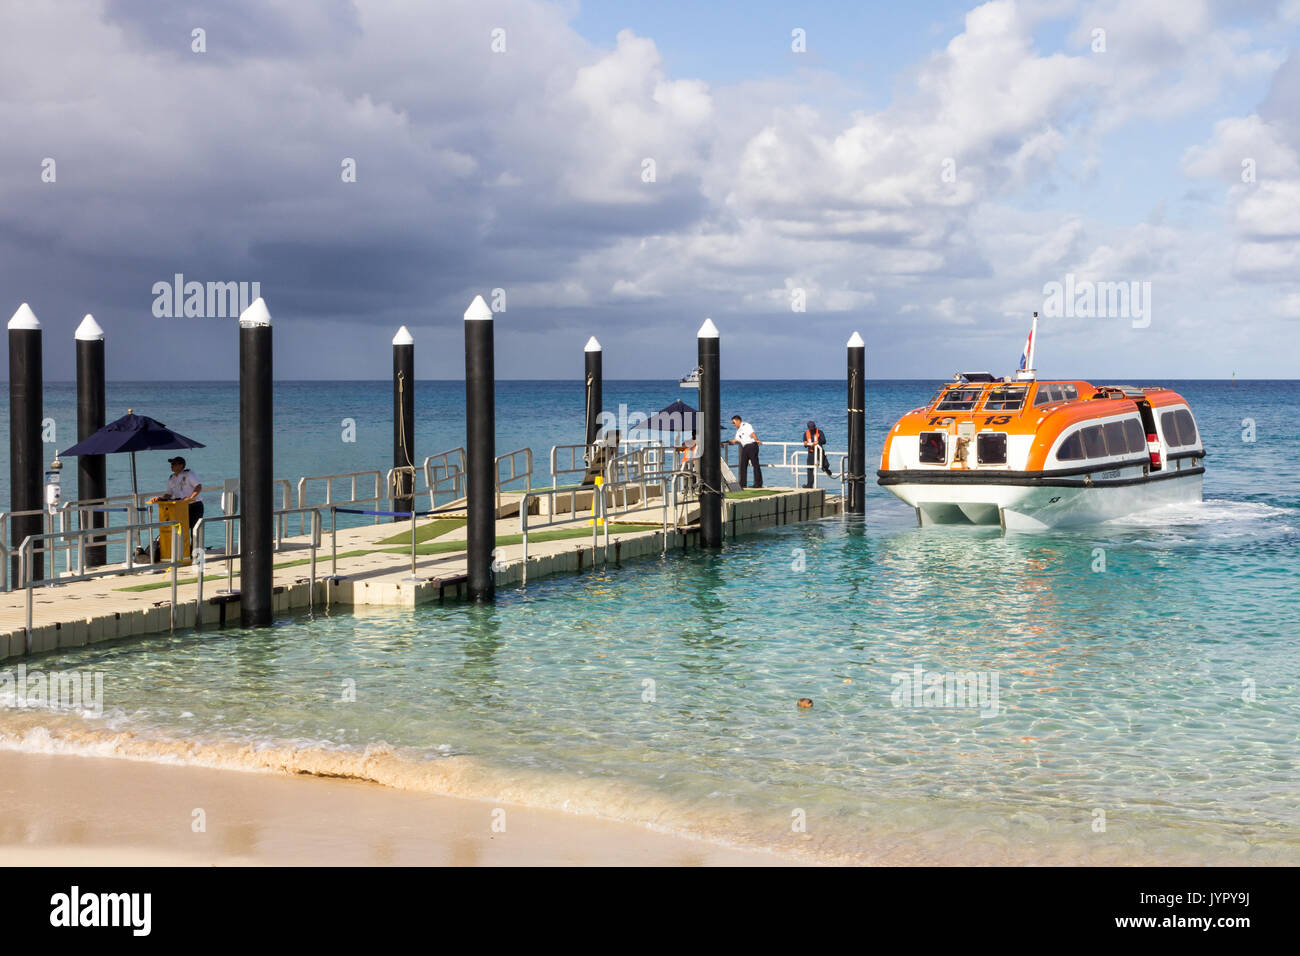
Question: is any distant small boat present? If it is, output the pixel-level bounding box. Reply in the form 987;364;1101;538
678;367;700;388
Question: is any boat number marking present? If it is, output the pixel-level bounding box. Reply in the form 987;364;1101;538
1048;496;1061;503
924;415;1012;426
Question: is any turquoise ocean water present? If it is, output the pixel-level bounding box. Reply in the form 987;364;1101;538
1;380;1297;862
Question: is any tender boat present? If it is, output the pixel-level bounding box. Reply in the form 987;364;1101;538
877;313;1205;530
679;367;700;388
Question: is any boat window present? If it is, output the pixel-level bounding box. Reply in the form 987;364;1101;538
1056;431;1084;461
976;433;1007;464
1122;418;1146;454
935;388;983;411
982;386;1027;411
1102;421;1127;458
918;432;947;464
1081;425;1107;459
1035;383;1080;406
1159;409;1182;446
1174;409;1197;446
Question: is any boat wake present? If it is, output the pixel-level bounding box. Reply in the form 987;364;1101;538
1103;497;1296;541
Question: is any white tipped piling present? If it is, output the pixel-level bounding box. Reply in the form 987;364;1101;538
584;336;602;352
464;295;493;321
465;295;496;601
8;303;40;331
238;297;272;328
847;331;864;348
8;301;43;587
75;314;105;340
697;317;719;338
239;296;274;626
392;325;414;346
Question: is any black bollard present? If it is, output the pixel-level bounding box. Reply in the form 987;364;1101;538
75;314;107;566
464;295;496;601
8;303;43;587
238;297;273;627
847;331;866;515
584;336;602;447
697;318;721;548
392;325;415;520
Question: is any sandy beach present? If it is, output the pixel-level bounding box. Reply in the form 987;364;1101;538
0;750;797;866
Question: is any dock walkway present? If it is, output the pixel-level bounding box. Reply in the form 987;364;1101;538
1;487;839;662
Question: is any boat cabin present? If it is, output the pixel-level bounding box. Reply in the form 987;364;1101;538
886;378;1204;474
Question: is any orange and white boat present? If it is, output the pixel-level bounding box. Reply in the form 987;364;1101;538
877;313;1206;531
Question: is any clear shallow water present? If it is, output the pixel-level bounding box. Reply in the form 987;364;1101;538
2;380;1299;862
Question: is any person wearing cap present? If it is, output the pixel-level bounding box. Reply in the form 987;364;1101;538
802;420;833;488
148;457;204;535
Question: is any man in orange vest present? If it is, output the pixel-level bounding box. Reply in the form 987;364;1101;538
803;420;833;488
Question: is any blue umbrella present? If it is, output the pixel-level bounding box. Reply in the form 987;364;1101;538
60;410;205;547
645;398;699;435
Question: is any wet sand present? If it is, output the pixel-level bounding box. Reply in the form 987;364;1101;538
0;750;797;866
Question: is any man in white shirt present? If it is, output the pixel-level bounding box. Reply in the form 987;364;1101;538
149;456;204;535
728;415;763;489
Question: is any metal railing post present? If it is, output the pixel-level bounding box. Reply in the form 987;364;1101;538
662;474;669;551
23;542;33;650
310;509;318;613
521;495;529;586
170;524;180;632
409;498;417;579
195;519;205;622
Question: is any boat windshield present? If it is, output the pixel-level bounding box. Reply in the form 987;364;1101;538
981;385;1027;411
1033;383;1080;406
934;387;984;411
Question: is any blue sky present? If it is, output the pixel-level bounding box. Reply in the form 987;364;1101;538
2;0;1299;380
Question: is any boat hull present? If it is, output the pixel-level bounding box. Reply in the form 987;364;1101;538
881;465;1203;531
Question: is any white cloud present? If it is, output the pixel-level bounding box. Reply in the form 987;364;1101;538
0;0;1296;378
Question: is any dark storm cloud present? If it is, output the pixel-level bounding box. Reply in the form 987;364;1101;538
103;0;362;59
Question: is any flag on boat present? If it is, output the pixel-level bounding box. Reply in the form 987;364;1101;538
1018;325;1033;372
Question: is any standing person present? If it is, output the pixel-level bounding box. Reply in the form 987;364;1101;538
678;429;699;491
148;456;204;537
728;415;763;490
802;420;834;488
679;429;699;470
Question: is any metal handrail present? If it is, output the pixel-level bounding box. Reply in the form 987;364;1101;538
495;447;532;509
518;468;699;584
19;520;186;651
193;507;323;618
0;508;63;592
296;470;384;530
421;447;467;508
722;440;846;488
45;475;290;556
549;442;598;488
